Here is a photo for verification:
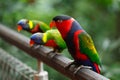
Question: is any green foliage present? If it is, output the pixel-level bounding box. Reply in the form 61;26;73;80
92;0;113;8
0;0;120;80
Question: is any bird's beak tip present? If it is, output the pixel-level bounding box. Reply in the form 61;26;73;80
29;40;35;47
17;25;22;32
30;44;34;47
50;21;56;28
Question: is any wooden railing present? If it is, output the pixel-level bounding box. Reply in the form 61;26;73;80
0;24;110;80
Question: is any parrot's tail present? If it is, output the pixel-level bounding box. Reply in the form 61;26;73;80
94;63;101;74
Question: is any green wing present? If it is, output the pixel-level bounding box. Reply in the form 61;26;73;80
46;29;67;50
79;32;101;65
32;20;50;32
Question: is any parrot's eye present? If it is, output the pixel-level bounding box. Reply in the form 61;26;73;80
57;20;62;23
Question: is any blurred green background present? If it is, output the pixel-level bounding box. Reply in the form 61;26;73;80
0;0;120;80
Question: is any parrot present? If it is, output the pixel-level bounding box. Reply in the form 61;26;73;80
50;15;101;74
30;29;67;52
17;19;66;52
17;19;50;33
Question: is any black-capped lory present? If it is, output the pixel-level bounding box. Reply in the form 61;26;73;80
50;15;101;74
29;29;67;52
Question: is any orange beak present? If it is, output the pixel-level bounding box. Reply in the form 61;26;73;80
50;21;56;29
17;25;22;32
29;40;35;47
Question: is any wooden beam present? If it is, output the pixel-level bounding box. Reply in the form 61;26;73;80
0;24;110;80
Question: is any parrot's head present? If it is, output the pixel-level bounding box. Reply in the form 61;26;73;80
29;33;47;47
17;19;33;32
50;15;75;38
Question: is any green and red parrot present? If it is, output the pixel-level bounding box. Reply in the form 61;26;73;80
17;19;66;52
50;15;101;74
17;19;50;33
30;29;67;52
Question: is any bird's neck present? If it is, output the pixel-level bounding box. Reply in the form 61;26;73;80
56;19;83;39
30;24;43;33
56;18;74;38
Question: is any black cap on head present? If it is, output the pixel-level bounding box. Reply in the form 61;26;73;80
53;15;71;21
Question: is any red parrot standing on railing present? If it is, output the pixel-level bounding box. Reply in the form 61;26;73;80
50;15;101;74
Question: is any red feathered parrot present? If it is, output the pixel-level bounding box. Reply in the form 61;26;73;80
50;15;101;74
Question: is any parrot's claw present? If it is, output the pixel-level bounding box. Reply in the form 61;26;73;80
74;65;92;75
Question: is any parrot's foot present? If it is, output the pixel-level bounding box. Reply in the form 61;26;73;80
74;65;92;75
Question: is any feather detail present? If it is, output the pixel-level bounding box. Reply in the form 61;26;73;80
73;30;88;60
45;40;58;48
30;24;43;33
94;63;101;74
42;33;47;43
28;20;33;29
